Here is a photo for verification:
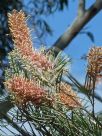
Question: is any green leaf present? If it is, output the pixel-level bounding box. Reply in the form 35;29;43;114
43;20;53;35
86;32;95;43
59;0;68;10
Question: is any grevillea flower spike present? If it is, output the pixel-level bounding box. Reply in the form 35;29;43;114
85;46;102;90
5;75;45;106
57;82;81;108
8;10;53;70
87;47;102;79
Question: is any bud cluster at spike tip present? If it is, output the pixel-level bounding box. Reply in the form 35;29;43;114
8;10;53;70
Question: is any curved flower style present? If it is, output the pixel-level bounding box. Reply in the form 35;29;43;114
57;82;81;108
8;10;53;70
5;75;46;105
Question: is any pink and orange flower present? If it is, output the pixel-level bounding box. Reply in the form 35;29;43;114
5;75;45;105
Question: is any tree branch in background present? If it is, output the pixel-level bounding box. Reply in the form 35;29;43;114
50;0;102;55
78;0;85;16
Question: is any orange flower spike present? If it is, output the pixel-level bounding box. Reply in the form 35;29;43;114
87;47;102;79
8;10;32;52
57;82;81;108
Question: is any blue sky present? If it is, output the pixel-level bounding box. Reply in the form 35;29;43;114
44;0;102;112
